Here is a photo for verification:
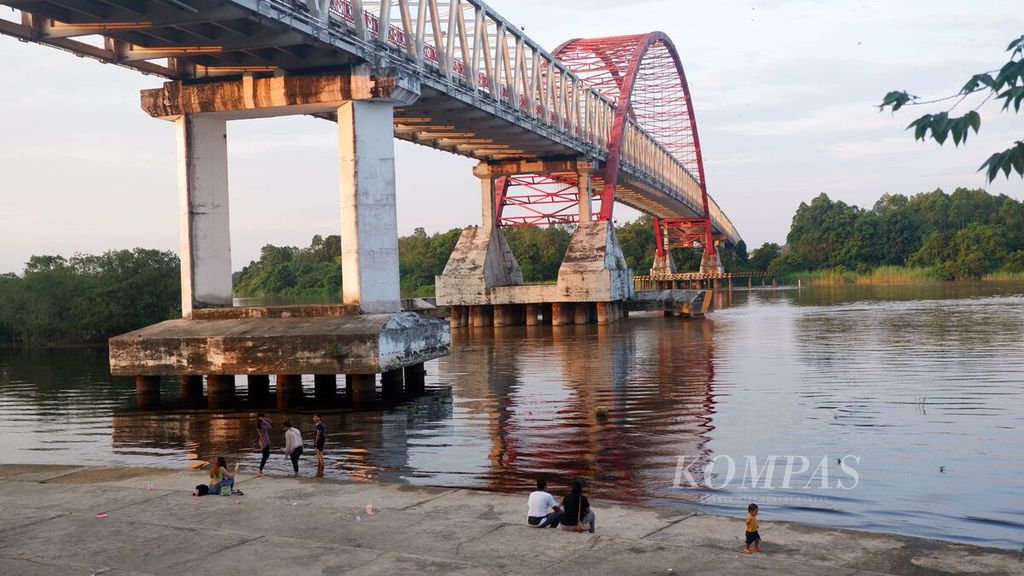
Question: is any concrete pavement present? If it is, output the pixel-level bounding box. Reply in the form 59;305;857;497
0;464;1020;576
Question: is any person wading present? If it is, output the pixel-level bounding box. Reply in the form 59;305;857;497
282;420;303;477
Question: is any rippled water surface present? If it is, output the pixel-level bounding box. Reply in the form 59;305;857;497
1;282;1022;548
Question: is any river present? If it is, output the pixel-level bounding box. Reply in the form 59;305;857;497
1;282;1022;549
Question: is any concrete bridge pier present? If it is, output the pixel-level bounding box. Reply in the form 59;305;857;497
112;68;450;408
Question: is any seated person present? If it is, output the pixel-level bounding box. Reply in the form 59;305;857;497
559;479;596;533
527;478;563;528
208;456;238;495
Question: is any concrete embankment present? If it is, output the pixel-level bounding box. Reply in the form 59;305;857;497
0;464;1020;576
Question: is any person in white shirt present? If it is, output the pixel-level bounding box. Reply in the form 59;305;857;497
282;420;303;477
527;478;563;528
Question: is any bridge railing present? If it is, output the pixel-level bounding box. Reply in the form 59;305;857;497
281;0;738;242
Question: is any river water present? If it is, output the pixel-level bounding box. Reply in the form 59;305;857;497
1;282;1022;549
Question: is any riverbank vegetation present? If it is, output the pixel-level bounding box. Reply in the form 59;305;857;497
769;188;1024;283
0;249;180;344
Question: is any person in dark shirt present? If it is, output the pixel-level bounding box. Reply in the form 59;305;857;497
559;479;596;533
313;414;326;476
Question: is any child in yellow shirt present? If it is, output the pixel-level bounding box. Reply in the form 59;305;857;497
744;503;761;553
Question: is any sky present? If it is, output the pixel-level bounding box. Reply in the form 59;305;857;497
1;0;1022;274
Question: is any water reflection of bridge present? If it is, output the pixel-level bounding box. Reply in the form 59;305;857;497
437;317;718;502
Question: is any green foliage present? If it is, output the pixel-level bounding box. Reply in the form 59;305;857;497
771;188;1024;281
880;34;1024;181
748;242;781;272
398;227;462;296
233;235;343;299
0;249;180;344
503;226;573;282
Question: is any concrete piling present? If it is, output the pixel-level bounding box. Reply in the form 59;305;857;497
381;369;404;401
313;374;337;403
493;305;511;327
275;374;303;408
552;302;573;326
207;374;235;408
246;375;270;402
180;375;203;402
135;375;161;409
348;374;376;407
525;303;539;326
574;303;591;325
404;363;426;396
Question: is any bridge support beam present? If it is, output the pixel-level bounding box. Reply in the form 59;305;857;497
338;100;402;313
176;114;233;318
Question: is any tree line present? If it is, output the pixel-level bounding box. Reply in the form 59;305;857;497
4;186;1020;344
0;249;180;344
769;188;1024;279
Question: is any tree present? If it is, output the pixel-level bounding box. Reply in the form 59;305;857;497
879;34;1024;181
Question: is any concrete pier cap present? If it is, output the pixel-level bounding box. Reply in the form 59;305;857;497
108;306;450;378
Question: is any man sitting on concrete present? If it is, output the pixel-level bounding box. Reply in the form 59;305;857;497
527;478;563;528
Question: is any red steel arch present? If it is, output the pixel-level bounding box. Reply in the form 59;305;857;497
553;32;715;255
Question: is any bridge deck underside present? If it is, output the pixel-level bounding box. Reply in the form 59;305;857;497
0;0;730;238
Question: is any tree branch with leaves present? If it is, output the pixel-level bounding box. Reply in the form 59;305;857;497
879;34;1024;181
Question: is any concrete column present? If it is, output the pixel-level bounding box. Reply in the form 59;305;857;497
474;163;497;231
552;302;573;326
208;374;235;408
348;374;376;407
246;375;270;402
381;369;404;401
344;374;355;402
470;305;493;326
135;375;160;404
450;306;467;328
748;276;753;289
314;374;337;402
596;302;610;325
275;374;303;408
404;363;426;396
180;375;203;402
493;304;510;327
338;100;401;314
577;160;593;222
207;374;235;395
176;114;232;318
525;303;539;326
574;303;591;325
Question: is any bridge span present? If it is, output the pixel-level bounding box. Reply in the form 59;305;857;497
0;0;744;405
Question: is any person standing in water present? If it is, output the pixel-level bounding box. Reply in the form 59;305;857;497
256;413;272;476
313;414;326;476
282;420;303;477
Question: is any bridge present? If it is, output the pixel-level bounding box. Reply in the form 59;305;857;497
0;0;743;405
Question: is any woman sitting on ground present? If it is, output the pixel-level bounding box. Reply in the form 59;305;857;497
208;456;239;495
560;479;596;533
